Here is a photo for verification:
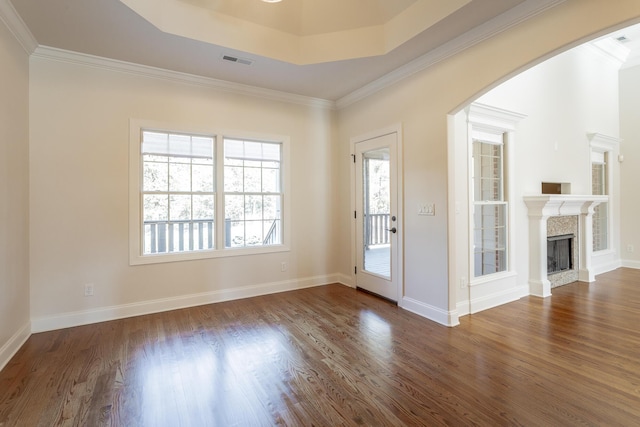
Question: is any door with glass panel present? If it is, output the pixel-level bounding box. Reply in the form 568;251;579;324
355;132;399;302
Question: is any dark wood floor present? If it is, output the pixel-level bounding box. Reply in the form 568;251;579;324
1;268;640;426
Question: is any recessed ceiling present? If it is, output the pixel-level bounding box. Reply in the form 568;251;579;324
179;0;420;36
119;0;471;64
11;0;613;102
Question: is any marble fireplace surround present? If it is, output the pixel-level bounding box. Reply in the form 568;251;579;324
523;195;608;297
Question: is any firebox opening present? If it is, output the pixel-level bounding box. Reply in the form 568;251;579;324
547;234;574;275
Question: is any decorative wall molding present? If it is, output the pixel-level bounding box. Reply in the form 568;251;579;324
336;0;566;109
588;132;623;151
402;297;460;327
31;274;342;333
0;0;37;54
31;46;335;110
0;321;31;372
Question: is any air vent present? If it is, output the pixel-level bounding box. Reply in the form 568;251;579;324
221;55;254;66
616;35;630;43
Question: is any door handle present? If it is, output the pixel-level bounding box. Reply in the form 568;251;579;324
387;227;397;234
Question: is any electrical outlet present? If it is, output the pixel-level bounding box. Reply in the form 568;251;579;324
627;244;635;253
281;262;288;272
84;283;94;297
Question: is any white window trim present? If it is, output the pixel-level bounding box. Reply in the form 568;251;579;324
588;132;620;255
129;119;291;265
467;103;526;285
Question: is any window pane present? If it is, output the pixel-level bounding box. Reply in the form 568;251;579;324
593;202;608;251
143;195;168;221
244;167;262;192
227;221;244;248
474;203;507;276
193;164;214;192
245;221;263;245
170;195;191;221
169;162;191;192
263;195;280;219
143;160;168;192
193;195;214;220
225;195;244;220
262;168;280;193
245;195;263;220
224;166;243;192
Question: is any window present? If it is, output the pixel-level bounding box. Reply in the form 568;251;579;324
588;133;619;254
467;103;523;281
224;138;282;248
141;131;215;255
129;120;289;265
472;139;507;276
591;154;607;251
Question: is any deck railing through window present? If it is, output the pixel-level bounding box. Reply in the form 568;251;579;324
144;219;214;254
366;213;390;247
146;219;282;253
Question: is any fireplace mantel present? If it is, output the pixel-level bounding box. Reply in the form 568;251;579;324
523;195;608;217
523;195;608;297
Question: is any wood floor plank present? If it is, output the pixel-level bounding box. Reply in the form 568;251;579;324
2;268;640;425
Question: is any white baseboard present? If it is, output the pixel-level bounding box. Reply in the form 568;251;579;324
593;260;622;276
31;274;341;333
0;321;31;372
621;260;640;270
334;273;354;288
469;285;528;314
401;297;459;327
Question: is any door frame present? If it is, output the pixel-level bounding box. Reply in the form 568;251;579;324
350;123;403;305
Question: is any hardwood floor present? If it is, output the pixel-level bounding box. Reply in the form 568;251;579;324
1;268;640;426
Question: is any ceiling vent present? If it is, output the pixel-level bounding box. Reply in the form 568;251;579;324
616;35;630;43
221;54;254;66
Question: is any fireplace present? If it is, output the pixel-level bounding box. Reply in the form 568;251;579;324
523;195;607;297
547;234;574;274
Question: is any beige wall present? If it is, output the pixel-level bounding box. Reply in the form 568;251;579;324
0;20;30;367
620;65;640;268
337;0;640;324
28;57;339;330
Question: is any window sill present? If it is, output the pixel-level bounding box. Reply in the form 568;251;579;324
470;270;517;287
130;244;290;266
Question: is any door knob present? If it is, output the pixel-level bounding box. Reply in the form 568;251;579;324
387;227;397;234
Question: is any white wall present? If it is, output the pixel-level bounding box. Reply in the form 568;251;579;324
454;44;622;311
337;1;640;325
620;65;640;268
28;54;339;331
0;18;30;369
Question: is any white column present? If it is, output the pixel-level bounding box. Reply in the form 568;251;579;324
528;212;552;297
578;201;600;282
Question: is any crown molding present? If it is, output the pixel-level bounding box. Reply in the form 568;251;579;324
336;0;566;110
32;46;336;110
587;39;628;68
0;0;37;54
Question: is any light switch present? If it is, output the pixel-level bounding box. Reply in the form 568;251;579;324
418;203;435;216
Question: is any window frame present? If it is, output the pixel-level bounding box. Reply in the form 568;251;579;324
588;133;619;255
466;103;524;285
472;137;508;278
129;119;290;265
